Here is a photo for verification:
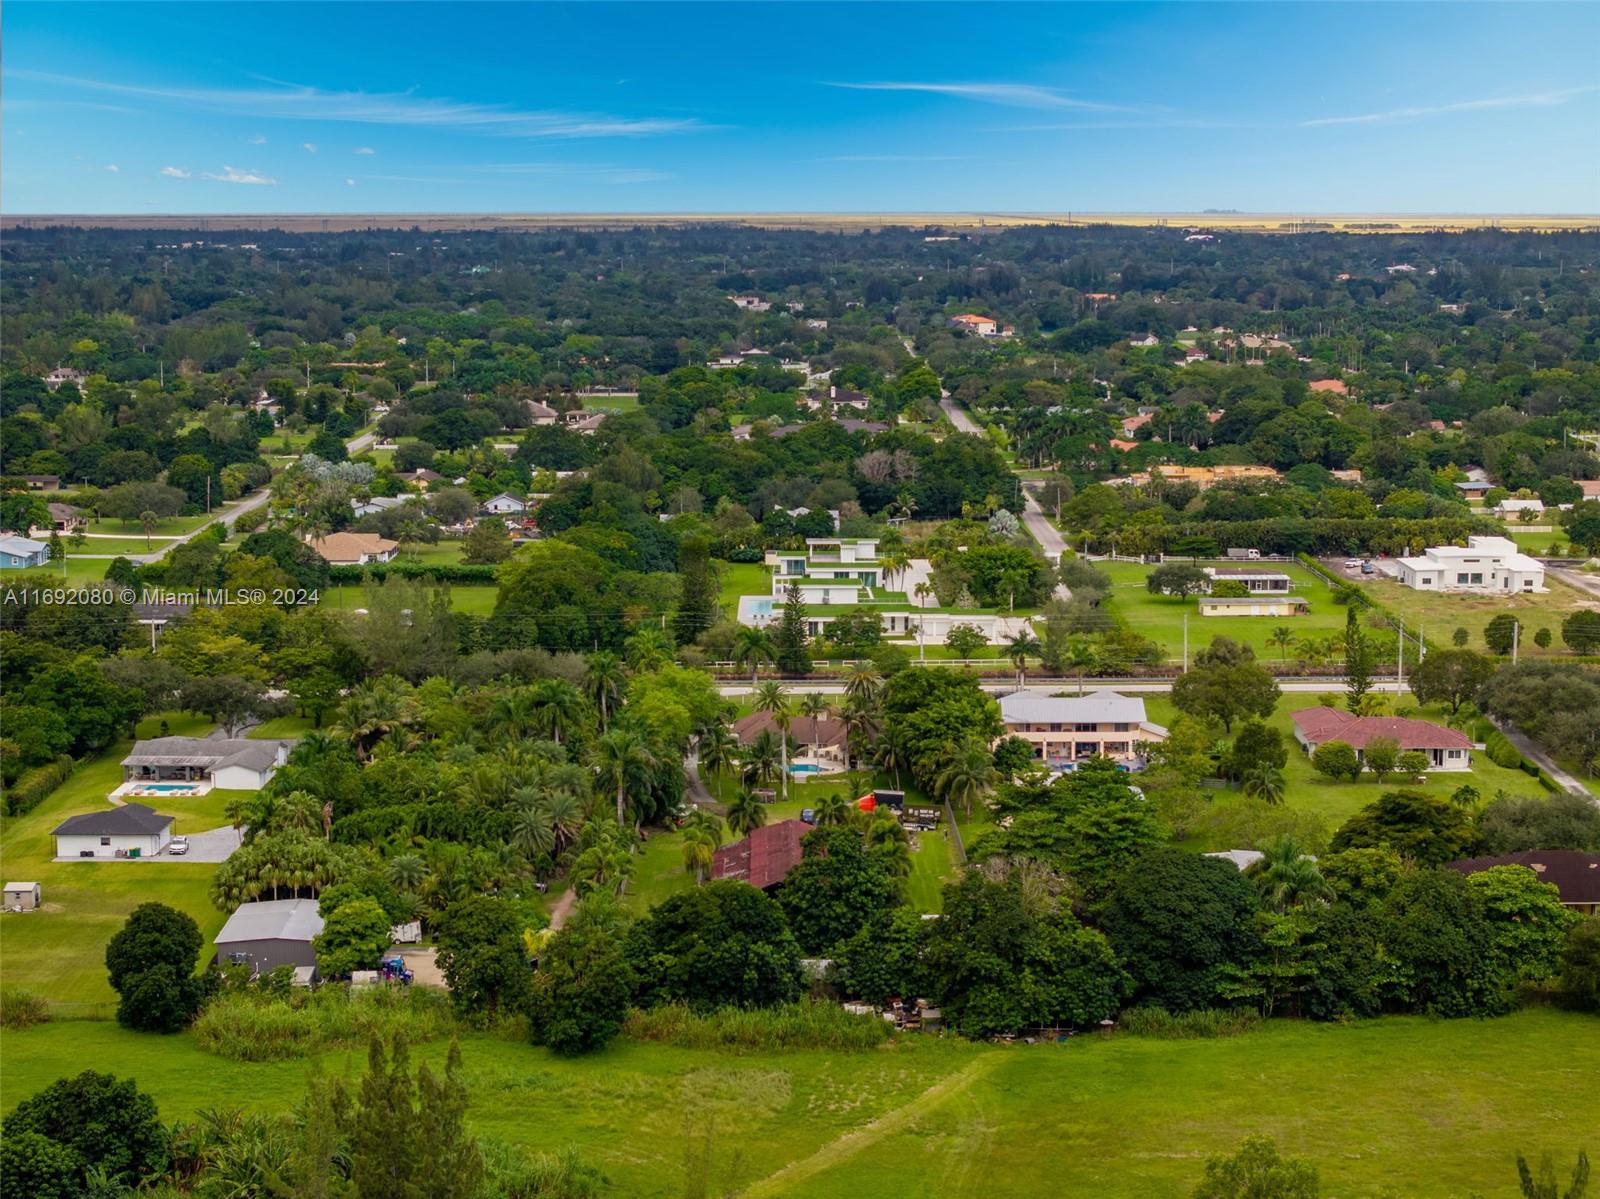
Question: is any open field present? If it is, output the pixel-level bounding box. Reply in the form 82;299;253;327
0;712;226;1009
1352;568;1597;657
68;536;179;555
394;540;467;565
1099;560;1347;663
2;1008;1593;1198
9;212;1598;234
320;580;499;615
86;512;214;537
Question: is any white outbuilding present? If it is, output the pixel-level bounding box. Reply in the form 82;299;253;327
52;803;175;860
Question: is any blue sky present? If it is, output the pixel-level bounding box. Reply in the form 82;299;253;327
4;2;1598;214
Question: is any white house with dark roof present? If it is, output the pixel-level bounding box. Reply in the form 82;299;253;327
998;690;1168;768
52;803;175;859
121;737;291;792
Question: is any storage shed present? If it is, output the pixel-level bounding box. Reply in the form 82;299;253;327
4;881;41;910
213;898;325;974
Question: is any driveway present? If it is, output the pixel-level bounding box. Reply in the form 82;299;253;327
55;824;243;864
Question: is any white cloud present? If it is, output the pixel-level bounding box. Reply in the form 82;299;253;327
829;81;1137;112
160;166;190;178
201;165;277;185
247;134;267;144
345;177;356;186
354;146;375;155
1302;85;1600;127
12;70;710;138
104;163;119;172
302;142;318;153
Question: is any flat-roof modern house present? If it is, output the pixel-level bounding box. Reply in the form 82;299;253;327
998;690;1168;769
52;803;175;859
1394;536;1544;594
1445;851;1600;916
121;737;291;793
0;535;50;569
214;898;326;974
1204;567;1293;593
1291;708;1472;771
308;531;399;566
712;820;810;891
1197;595;1310;617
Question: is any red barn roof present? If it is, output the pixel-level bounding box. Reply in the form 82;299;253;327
1291;707;1472;752
711;819;809;891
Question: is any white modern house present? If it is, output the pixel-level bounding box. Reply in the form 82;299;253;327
997;690;1169;768
52;803;175;859
766;538;883;588
121;738;291;792
1394;536;1545;593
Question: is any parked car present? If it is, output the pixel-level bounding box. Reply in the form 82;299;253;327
167;837;189;856
1343;559;1363;569
1360;561;1375;575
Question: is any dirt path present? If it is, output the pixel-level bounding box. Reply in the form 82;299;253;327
547;887;577;931
736;1054;999;1198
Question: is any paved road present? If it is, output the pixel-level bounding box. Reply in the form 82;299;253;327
1550;566;1600;601
938;391;982;435
1493;720;1594;799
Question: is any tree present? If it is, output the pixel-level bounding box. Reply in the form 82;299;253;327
725;789;769;839
625;881;803;1011
591;725;657;828
776;827;901;955
1223;721;1288;780
944;622;988;659
1192;1136;1319;1199
583;650;626;730
773;579;812;674
1467;865;1578;984
0;1130;82;1199
934;740;999;818
1246;836;1333;912
435;895;534;1018
1535;627;1554;650
673;533;718;646
460;515;513;564
180;673;269;737
1343;606;1373;713
1477;792;1600;854
681;819;721;884
1563;610;1600;654
1452;626;1470;647
1006;628;1041;687
1146;562;1210;597
1560;918;1600;1011
1396;749;1430;780
1172;639;1280;732
1242;762;1287;805
3;1071;167;1189
104;902;206;1033
1330;790;1479;865
1363;735;1399;783
1485;612;1520;655
1376;867;1505;1016
1311;740;1363;783
312;895;392;977
1408;648;1493;715
529;907;635;1054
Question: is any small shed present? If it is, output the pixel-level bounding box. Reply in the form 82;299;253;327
214;898;325;973
4;881;41;911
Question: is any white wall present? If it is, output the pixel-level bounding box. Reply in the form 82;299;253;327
55;830;170;859
213;765;270;791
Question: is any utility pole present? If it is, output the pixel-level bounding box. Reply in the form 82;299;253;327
1182;613;1188;672
1512;619;1520;665
205;475;211;515
1397;618;1405;689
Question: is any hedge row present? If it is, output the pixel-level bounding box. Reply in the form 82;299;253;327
326;561;500;585
3;755;76;817
1484;730;1525;770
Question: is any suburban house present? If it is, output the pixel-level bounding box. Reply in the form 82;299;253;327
732;711;850;771
1495;497;1546;519
214;898;326;973
29;502;86;538
122;737;291;791
1204;566;1293;593
1290;708;1472;771
44;367;87;390
19;475;61;491
308;532;399;566
949;313;998;336
52;803;175;859
0;535;50;569
712;819;810;891
396;468;444;489
481;492;529;516
767;538;883;589
564;412;608;434
1445;851;1600;916
1577;480;1600;501
350;495;411;519
1197;595;1309;617
1394;535;1545;594
728;294;771;311
1114;465;1279;489
524;399;559;425
997;690;1169;768
1454;480;1494;498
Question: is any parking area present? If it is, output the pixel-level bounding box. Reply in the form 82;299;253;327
54;824;243;865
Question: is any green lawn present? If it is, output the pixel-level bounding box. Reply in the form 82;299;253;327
718;560;771;618
86;513;211;537
320;581;499;616
1099;560;1348;663
0;712;225;1011
1;1009;1593;1198
395;540;467;565
1138;692;1545;839
71;536;179;554
1353;569;1594;659
1510;529;1570;555
249;713;320;739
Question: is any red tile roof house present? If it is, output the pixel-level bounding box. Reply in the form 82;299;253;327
1446;851;1600;916
711;819;810;891
1290;707;1473;772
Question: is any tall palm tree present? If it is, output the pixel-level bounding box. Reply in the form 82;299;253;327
530;678;585;745
584;651;627;731
934;741;998;818
511;803;556;859
799;692;830;720
386;852;428;893
488;688;540;743
625;626;674;671
753;680;794;800
1006;629;1042;688
813;793;851;827
725;790;769;839
696;721;740;785
1268;626;1296;662
590;726;657;828
843;662;882;704
681;823;719;884
741;729;782;793
1242;762;1287;806
1247;837;1333;913
733;625;774;690
866;816;912;878
874;722;910;788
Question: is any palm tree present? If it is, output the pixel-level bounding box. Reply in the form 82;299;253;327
386;853;428;893
726;790;769;839
865;815;912;878
741;729;782;792
488;687;540;743
511;803;556;859
584;651;627;731
843;662;882;704
913;581;935;610
813;793;851;827
1241;762;1286;806
800;692;830;720
1246;837;1333;912
753;680;793;800
138;510;159;550
590;726;657;828
934;741;998;817
733;625;774;690
696;721;739;784
1268;626;1296;662
1005;629;1042;688
542;789;585;855
874;722;910;789
530;678;585;745
681;823;719;884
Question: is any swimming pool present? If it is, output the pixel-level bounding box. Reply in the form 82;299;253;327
788;764;822;775
142;783;200;793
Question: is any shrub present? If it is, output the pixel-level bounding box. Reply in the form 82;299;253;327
0;986;50;1028
3;754;75;816
1116;1006;1262;1039
1484;730;1524;769
622;1000;889;1053
191;986;458;1061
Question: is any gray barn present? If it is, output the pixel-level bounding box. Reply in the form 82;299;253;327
213;898;325;974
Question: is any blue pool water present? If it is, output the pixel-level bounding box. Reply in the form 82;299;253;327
788;764;821;775
143;784;199;793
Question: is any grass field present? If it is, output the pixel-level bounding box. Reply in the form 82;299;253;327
1354;569;1596;658
86;512;212;537
320;581;499;615
248;713;321;739
1099;560;1347;663
394;540;467;565
0;711;226;1009
1511;529;1571;555
70;536;180;554
1;1008;1592;1198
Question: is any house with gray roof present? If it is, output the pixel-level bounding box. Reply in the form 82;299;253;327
998;689;1168;768
214;898;325;974
122;738;291;791
53;803;175;859
0;535;50;569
